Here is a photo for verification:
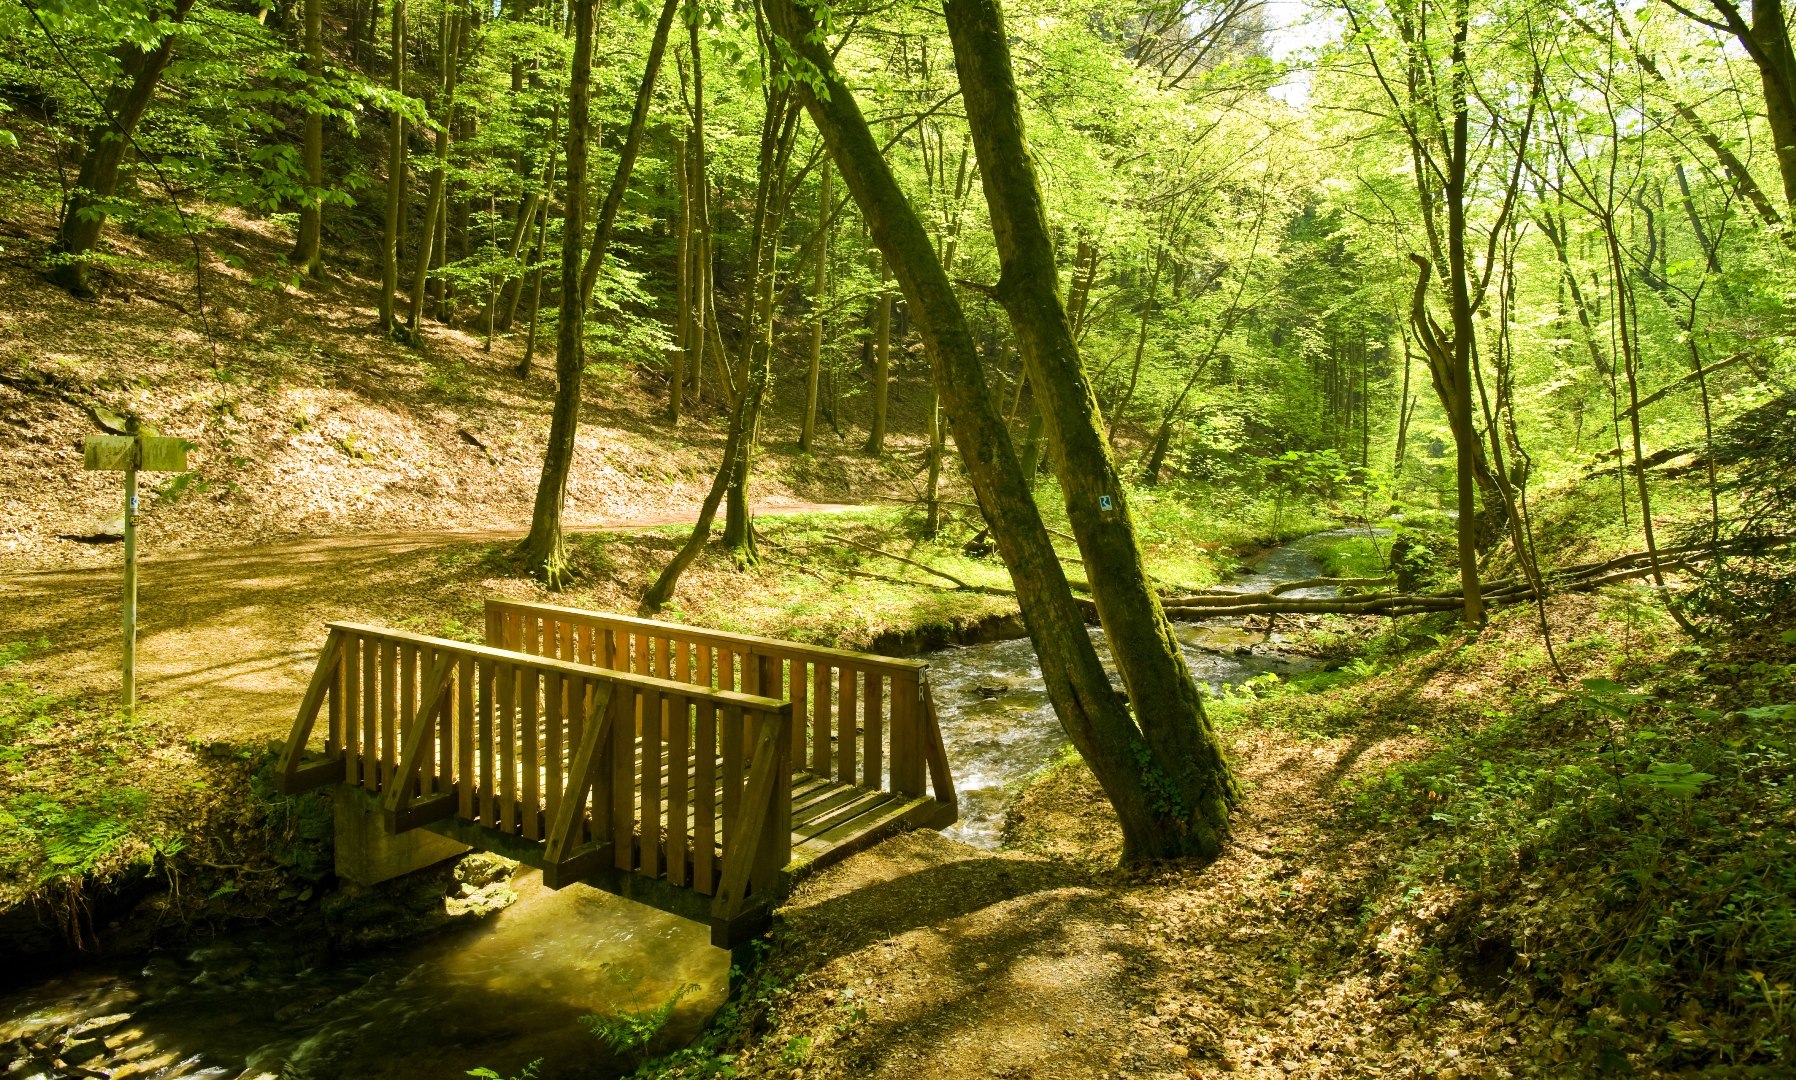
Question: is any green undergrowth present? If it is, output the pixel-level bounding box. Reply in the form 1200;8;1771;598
476;492;1339;653
1238;595;1796;1074
0;638;187;907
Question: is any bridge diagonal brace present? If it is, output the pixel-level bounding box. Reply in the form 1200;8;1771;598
542;679;617;888
277;627;345;795
920;677;959;827
383;654;456;834
711;716;785;924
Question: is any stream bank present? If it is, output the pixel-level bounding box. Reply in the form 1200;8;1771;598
0;526;1380;1080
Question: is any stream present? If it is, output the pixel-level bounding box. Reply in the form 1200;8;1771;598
0;528;1373;1080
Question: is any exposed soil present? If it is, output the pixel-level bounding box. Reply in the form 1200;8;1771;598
0;502;861;746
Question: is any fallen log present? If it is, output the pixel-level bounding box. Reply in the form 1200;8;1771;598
1162;556;1698;620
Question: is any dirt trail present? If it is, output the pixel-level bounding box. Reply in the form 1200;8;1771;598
0;501;862;745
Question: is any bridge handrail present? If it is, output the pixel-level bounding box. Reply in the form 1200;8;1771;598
482;600;957;817
276;621;793;923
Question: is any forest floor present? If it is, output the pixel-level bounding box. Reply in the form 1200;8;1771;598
651;580;1796;1080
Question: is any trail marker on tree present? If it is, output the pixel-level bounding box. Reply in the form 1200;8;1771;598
83;425;187;714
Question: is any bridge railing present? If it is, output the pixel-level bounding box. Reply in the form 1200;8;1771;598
275;622;793;922
482;601;957;822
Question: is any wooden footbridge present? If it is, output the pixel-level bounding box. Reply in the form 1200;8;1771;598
275;601;957;945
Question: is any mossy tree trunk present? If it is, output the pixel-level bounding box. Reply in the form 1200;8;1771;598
519;0;676;583
800;156;829;453
377;0;406;331
47;0;197;296
291;0;324;277
515;0;591;584
406;9;459;330
764;0;1232;861
864;256;891;455
943;0;1237;859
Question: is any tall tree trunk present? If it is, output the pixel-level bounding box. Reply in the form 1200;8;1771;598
721;95;801;564
576;0;680;311
801;155;829;452
516;0;591;584
292;0;324;276
765;0;1232;862
47;0;197;296
519;0;673;580
864;256;891;454
669;132;690;424
378;0;407;331
517;105;558;378
1109;245;1161;441
407;10;460;330
944;0;1238;858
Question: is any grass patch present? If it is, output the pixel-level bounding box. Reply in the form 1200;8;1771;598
0;638;188;906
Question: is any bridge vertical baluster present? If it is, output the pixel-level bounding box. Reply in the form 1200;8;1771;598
812;661;831;775
521;665;541;841
863;671;882;790
610;681;635;870
360;637;379;791
693;698;716;894
378;641;398;789
337;628;357;779
676;640;692;687
697;644;713;690
456;656;474;818
586;677;608;851
639;686;662;877
890;671;922;796
667;692;690;886
497;659;519;834
837;666;857;786
477;657;497;827
720;704;743;871
717;647;736;692
792;660;809;772
402;644;419;792
754;705;793;890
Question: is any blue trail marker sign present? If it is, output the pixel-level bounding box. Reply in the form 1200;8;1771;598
83;430;188;713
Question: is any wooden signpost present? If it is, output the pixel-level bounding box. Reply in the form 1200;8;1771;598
83;427;188;714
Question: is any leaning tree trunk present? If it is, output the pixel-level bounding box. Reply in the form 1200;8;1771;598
721;94;802;565
516;0;592;585
48;0;197;296
520;0;676;581
765;0;1226;862
292;0;324;277
801;156;830;452
944;0;1237;858
576;0;680;311
378;0;407;331
407;9;460;330
865;256;892;455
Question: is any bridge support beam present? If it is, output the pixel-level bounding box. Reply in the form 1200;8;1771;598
335;786;471;886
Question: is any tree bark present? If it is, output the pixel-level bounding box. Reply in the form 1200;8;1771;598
944;0;1238;858
670;131;690;424
517;104;558;378
407;10;460;330
801;155;830;452
378;0;407;331
292;0;324;277
516;0;591;584
47;0;197;296
865;255;892;455
576;0;680;311
765;0;1232;862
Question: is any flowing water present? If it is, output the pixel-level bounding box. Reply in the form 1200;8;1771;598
0;528;1377;1080
928;527;1375;848
0;875;727;1080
